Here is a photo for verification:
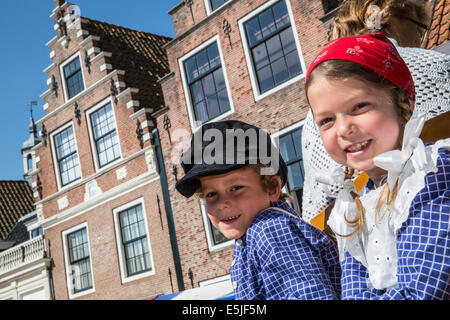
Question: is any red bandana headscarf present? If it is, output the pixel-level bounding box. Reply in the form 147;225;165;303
305;32;415;100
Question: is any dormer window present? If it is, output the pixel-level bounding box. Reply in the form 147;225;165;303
60;52;85;101
63;57;84;99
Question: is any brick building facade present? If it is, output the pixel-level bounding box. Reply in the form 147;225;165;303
31;0;183;299
156;0;338;290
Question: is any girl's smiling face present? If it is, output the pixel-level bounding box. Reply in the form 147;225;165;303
307;75;409;182
199;167;280;240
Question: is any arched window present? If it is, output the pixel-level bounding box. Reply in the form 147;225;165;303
27;154;33;172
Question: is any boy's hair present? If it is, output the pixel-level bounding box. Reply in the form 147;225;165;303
332;0;430;46
195;164;293;202
306;59;413;238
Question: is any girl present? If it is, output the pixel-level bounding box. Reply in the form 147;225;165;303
304;32;449;299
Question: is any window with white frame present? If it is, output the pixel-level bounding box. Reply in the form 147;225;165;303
66;227;93;294
182;40;232;125
52;124;82;187
63;55;84;99
88;101;121;169
239;0;304;99
113;199;155;282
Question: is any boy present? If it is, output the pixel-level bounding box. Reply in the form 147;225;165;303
175;120;341;300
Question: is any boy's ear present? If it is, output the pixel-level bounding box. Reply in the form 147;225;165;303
268;176;282;202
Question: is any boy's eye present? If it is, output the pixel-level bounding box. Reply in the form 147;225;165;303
230;185;243;192
205;191;217;198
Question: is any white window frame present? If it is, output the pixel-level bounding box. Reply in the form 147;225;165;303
62;222;96;299
85;96;123;172
179;35;235;133
199;199;233;252
112;197;156;284
59;51;86;102
270;120;305;213
204;0;231;15
50;121;83;191
238;0;306;101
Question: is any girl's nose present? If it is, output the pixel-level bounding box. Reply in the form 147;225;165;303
336;116;356;138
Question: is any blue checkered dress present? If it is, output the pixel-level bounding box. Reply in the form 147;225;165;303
230;200;341;300
341;147;450;299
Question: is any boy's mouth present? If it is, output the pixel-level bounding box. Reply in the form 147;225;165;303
221;215;240;224
345;139;371;153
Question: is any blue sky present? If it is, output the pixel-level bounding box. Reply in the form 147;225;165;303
0;0;180;180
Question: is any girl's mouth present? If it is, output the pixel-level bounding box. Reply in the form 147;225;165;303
345;140;371;153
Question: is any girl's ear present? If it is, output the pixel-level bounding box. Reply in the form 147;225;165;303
268;176;282;202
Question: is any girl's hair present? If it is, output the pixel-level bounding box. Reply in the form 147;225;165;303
332;0;430;46
306;59;413;237
195;164;292;202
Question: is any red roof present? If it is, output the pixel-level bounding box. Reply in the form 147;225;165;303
423;0;450;49
0;181;34;240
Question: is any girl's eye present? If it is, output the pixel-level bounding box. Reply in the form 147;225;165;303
353;102;369;112
319;117;333;127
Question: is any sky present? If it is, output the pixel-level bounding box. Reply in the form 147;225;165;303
0;0;180;181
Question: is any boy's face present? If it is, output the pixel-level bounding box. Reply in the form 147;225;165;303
308;75;409;181
199;167;280;240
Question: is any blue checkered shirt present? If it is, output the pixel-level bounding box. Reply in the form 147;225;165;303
341;147;450;299
230;200;341;300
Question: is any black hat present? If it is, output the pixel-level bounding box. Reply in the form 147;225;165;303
175;120;288;198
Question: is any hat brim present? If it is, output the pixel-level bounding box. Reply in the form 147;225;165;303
175;163;248;198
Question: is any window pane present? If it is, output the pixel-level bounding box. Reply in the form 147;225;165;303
202;73;216;97
259;8;276;39
285;51;302;78
252;43;269;70
196;50;210;78
207;44;220;70
185;56;198;83
292;127;303;157
54;126;81;186
287;162;304;190
273;1;289;30
266;35;284;63
64;57;84;99
90;103;120;168
213;68;226;91
206;95;221;119
217;89;231;113
190;81;204;103
210;0;229;11
245;17;262;48
257;65;275;93
195;101;209;124
280;27;296;54
279;133;296;161
271;58;289;85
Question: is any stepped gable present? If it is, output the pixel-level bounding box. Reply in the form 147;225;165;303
81;17;172;112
